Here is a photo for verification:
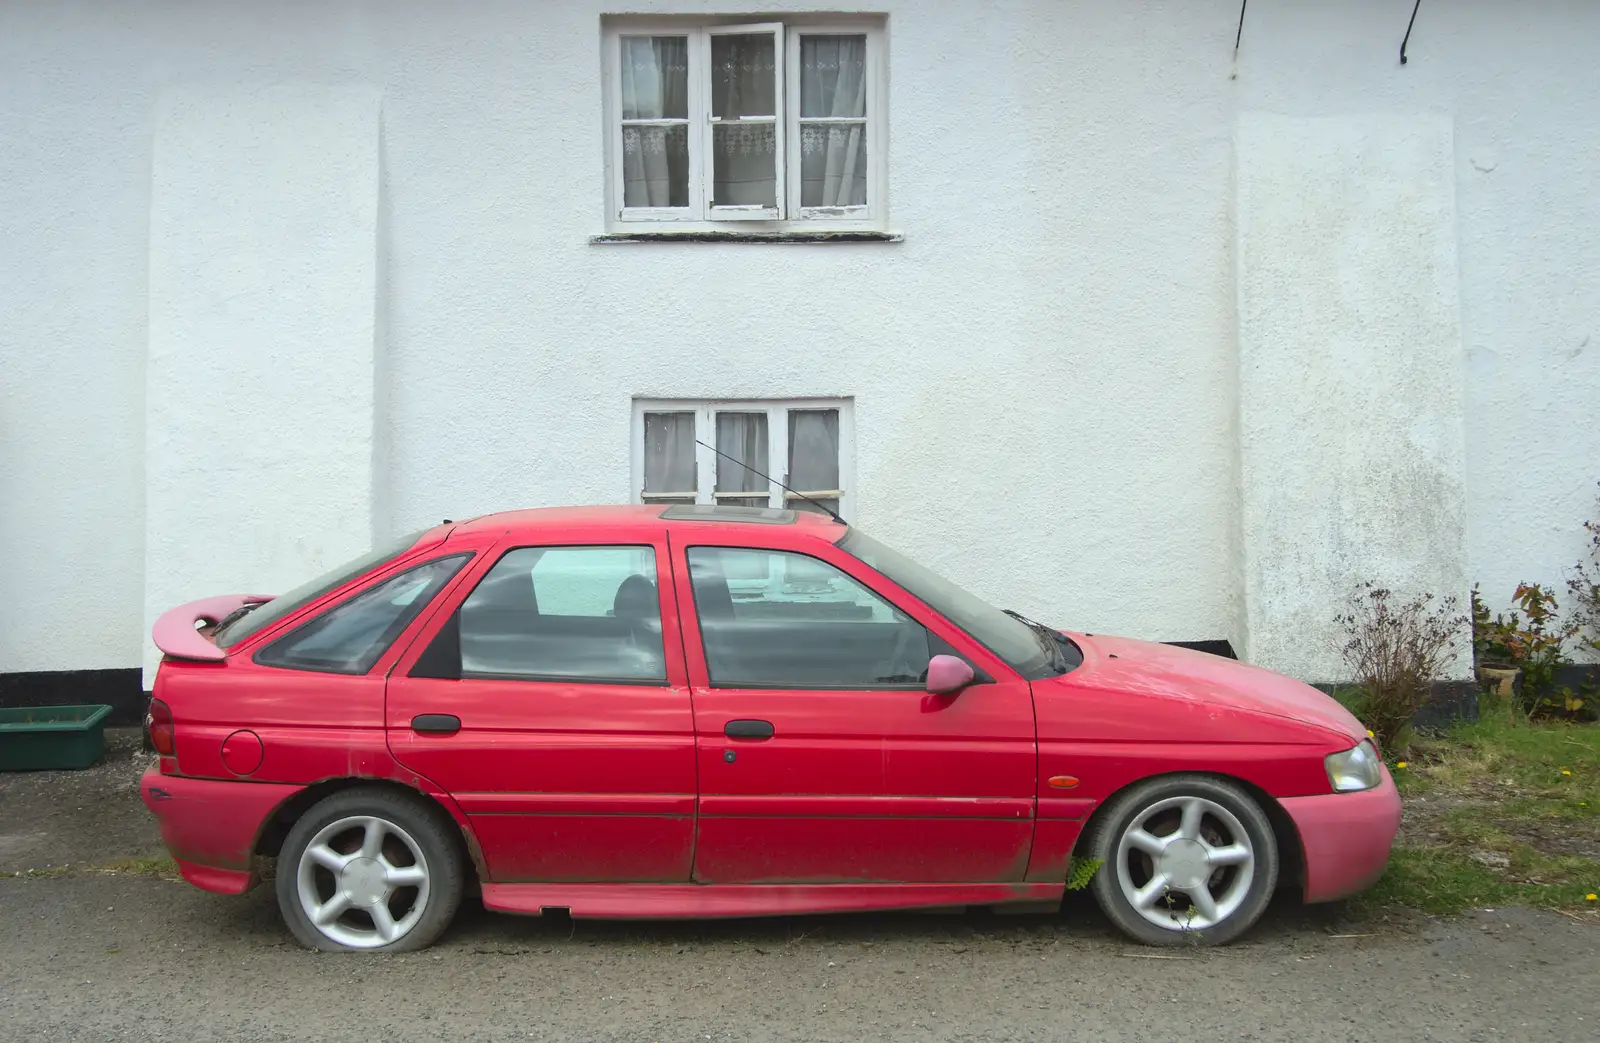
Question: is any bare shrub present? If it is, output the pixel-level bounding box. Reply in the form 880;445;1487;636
1336;584;1466;753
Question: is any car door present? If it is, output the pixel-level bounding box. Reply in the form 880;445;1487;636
386;526;697;883
671;535;1038;884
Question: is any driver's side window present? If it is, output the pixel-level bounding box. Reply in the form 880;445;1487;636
686;546;929;689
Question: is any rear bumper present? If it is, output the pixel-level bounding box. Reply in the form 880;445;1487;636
140;766;303;895
1281;768;1402;903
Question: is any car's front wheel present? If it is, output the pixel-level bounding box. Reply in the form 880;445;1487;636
1085;774;1278;946
275;787;465;952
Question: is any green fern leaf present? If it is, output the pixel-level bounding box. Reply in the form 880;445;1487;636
1065;857;1102;891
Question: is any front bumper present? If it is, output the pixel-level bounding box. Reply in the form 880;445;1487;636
1281;766;1402;903
140;766;303;895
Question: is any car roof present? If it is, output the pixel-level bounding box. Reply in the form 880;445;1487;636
447;504;845;539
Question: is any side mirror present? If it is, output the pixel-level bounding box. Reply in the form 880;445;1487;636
926;654;975;695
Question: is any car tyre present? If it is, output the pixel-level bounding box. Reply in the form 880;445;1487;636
1085;774;1278;946
275;787;465;953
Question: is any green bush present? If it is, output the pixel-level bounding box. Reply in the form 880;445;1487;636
1473;582;1584;718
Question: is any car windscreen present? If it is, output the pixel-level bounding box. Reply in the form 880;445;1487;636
214;529;431;649
837;529;1061;680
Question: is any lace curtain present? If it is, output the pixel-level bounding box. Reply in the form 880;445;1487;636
620;33;867;211
799;35;867;208
711;34;778;207
620;37;688;207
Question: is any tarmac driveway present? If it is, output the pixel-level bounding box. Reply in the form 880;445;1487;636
1;731;1596;1041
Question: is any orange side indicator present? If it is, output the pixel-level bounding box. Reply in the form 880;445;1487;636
1047;775;1080;789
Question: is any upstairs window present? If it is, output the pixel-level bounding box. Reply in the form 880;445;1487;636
633;399;852;521
604;18;884;229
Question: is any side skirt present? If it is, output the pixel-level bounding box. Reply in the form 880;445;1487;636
480;881;1066;919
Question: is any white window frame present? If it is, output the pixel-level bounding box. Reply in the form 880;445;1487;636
603;17;886;232
631;398;855;520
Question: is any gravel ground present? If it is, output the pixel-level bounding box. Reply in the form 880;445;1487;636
0;728;162;873
1;875;1597;1042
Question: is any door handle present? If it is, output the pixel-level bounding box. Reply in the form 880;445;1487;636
411;713;461;735
724;719;775;740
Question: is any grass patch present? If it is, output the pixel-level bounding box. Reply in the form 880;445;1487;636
92;855;178;878
1357;699;1600;916
1;855;177;881
0;865;74;880
1359;848;1594;914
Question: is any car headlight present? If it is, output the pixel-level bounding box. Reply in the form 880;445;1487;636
1325;739;1383;793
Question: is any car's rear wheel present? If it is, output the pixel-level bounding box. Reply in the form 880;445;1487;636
1085;774;1278;946
275;788;464;952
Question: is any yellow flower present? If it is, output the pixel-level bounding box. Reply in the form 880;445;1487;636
1561;769;1573;776
1366;730;1374;738
1395;761;1408;769
1588;893;1598;902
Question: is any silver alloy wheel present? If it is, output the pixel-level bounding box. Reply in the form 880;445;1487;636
295;814;431;949
1113;794;1256;932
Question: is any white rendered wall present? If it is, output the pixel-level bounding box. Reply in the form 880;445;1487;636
1;1;1597;686
1234;0;1600;662
1236;113;1470;680
377;0;1241;652
0;5;149;673
143;86;380;685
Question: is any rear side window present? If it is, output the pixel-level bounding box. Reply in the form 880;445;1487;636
435;545;666;684
216;528;431;649
255;555;469;675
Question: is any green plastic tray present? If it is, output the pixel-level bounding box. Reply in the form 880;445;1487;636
0;704;113;771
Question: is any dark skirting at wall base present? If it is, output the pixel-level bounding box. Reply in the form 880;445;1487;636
1410;680;1482;729
1556;663;1600;699
1164;640;1238;659
1312;679;1482;729
0;669;147;727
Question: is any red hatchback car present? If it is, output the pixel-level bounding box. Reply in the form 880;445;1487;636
142;505;1400;951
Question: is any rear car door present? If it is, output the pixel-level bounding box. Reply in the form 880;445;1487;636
672;536;1038;884
386;525;696;883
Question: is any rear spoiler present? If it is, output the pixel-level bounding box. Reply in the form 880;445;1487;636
153;594;274;662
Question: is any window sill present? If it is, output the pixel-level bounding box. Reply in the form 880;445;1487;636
590;230;903;245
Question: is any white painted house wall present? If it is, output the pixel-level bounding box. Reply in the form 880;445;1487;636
145;85;383;686
1;0;1597;690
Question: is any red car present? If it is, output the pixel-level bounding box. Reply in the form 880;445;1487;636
141;505;1399;951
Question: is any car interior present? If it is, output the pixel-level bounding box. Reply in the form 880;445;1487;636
431;556;669;682
687;550;931;688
